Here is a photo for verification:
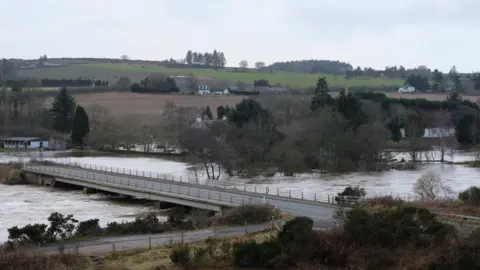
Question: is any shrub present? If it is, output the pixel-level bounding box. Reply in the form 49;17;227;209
75;219;103;237
0;252;89;270
217;204;280;226
168;207;188;227
459;186;480;206
335;186;366;204
170;244;192;269
277;217;316;263
105;213;170;235
232;239;282;268
7;223;48;247
5;169;25;185
343;207;454;248
349;248;397;270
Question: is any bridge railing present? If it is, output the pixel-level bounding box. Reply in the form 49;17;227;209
25;165;271;206
25;163;339;205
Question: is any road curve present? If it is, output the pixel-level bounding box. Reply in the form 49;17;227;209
36;220;337;257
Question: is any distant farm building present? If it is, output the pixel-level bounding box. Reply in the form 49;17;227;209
198;85;210;95
400;127;455;139
255;86;289;93
0;137;48;149
397;85;415;93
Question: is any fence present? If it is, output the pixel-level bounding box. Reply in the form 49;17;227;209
24;221;286;257
25;162;340;205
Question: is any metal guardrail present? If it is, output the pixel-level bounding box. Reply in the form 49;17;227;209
24;163;339;205
26;165;268;207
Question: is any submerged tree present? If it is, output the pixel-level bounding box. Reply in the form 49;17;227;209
50;87;76;134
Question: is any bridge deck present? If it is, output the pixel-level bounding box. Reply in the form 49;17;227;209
24;164;339;220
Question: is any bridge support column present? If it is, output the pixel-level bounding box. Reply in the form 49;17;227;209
82;188;89;194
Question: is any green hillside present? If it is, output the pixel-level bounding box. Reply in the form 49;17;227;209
18;63;405;89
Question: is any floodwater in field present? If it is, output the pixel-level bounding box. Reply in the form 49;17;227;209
1;149;479;241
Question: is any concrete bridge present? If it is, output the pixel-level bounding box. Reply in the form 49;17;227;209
23;163;341;221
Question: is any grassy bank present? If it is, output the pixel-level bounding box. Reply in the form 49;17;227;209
18;63;404;89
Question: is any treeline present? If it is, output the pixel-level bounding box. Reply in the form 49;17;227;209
185;50;226;68
180;76;480;178
355;92;479;111
130;75;179;93
5;78;109;88
269;59;352;75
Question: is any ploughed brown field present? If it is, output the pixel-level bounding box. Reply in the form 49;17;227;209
68;92;479;123
74;92;244;122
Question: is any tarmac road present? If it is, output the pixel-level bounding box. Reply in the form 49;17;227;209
37;219;337;257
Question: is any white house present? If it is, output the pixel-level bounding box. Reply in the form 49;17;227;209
398;85;415;93
1;137;49;149
198;85;210;95
400;127;455;139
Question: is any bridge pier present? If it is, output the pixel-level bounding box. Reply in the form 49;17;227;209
41;175;55;187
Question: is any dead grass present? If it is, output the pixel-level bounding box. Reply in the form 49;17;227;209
409;200;480;217
0;252;92;270
100;231;274;270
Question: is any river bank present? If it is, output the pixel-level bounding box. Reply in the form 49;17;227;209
2;149;479;239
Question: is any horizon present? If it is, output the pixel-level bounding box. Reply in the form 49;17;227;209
2;0;480;73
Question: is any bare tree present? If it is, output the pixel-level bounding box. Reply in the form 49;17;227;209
178;126;228;180
186;75;199;93
254;61;266;69
356;123;390;171
84;104;109;129
298;110;354;173
413;172;453;200
404;114;428;163
88;115;121;150
117;114;142;150
431;110;457;162
239;60;248;69
256;94;310;126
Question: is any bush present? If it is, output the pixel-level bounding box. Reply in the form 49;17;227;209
335;186;366;204
5;169;25;185
232;239;282;268
105;213;170;235
6;223;48;247
343;207;454;248
170;244;192;269
349;248;397;270
459;186;480;206
75;219;103;237
0;252;89;270
216;204;280;226
277;217;316;263
168;207;187;226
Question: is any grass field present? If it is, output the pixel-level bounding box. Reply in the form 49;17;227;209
18;63;405;89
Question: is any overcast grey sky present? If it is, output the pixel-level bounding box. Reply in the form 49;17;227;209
1;0;479;72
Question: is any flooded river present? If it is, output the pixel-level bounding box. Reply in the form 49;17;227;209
0;149;479;241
